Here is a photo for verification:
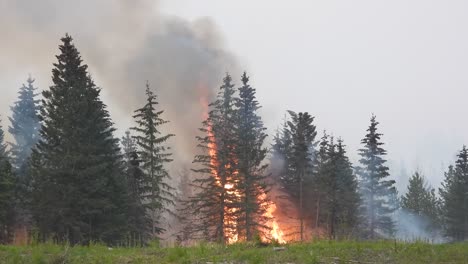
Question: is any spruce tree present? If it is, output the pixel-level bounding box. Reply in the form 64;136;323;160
190;73;239;244
125;152;150;246
313;131;331;231
271;120;293;188
402;172;438;218
286;111;317;241
122;130;136;165
401;171;440;236
269;120;297;240
8;76;41;171
357;114;396;238
330;139;360;238
0;118;15;244
234;72;269;241
440;146;468;241
8;76;41;236
121;130;149;246
174;167;194;244
31;35;128;245
131;83;175;238
314;135;360;239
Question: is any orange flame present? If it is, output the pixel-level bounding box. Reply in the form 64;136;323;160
200;92;286;244
261;192;286;244
203;108;239;244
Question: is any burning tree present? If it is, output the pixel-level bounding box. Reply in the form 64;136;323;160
189;73;285;244
190;73;239;244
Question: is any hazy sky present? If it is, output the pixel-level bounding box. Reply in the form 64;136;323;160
2;0;468;190
161;0;468;190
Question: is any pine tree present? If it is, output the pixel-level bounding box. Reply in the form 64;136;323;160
286;111;317;241
174;167;194;244
313;131;331;231
0;118;15;244
331;139;360;238
401;171;440;235
402;172;439;218
314;135;360;239
8;76;41;238
440;146;468;241
271;119;293;188
8;76;41;171
190;73;239;244
357;114;396;238
234;72;269;241
121;130;149;246
131;83;175;238
122;130;136;165
269;120;297;240
126;152;150;246
31;35;128;245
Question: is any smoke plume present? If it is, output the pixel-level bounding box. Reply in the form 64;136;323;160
394;209;444;243
0;0;239;164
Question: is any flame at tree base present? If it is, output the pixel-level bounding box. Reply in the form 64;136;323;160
261;193;286;244
200;93;286;245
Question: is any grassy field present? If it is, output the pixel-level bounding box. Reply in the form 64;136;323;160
0;240;467;264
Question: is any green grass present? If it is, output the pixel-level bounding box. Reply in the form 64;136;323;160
0;240;467;263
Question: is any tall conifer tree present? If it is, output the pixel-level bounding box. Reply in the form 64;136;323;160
31;35;127;245
329;139;360;238
357;115;396;238
271;120;293;187
314;131;331;230
286;111;317;241
8;76;40;234
8;76;41;171
314;135;360;239
234;72;269;241
174;167;194;244
190;73;239;244
131;83;175;238
0;118;15;244
121;130;149;246
440;147;468;241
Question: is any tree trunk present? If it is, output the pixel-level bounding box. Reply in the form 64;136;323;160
299;169;304;241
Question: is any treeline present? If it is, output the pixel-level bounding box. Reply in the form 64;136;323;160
0;35;467;245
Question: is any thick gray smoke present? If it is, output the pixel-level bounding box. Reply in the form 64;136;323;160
0;0;239;164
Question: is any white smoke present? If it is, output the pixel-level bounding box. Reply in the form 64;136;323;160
394;209;445;243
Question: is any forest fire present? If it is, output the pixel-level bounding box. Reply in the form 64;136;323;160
205;117;240;244
261;193;286;244
200;95;286;244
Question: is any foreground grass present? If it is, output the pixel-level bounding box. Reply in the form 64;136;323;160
0;240;467;264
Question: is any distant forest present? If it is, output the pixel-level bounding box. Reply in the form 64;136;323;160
0;35;467;246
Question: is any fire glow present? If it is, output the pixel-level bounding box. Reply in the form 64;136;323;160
201;96;286;244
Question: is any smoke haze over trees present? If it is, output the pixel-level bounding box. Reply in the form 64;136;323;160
3;1;468;193
0;0;239;166
2;1;468;246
